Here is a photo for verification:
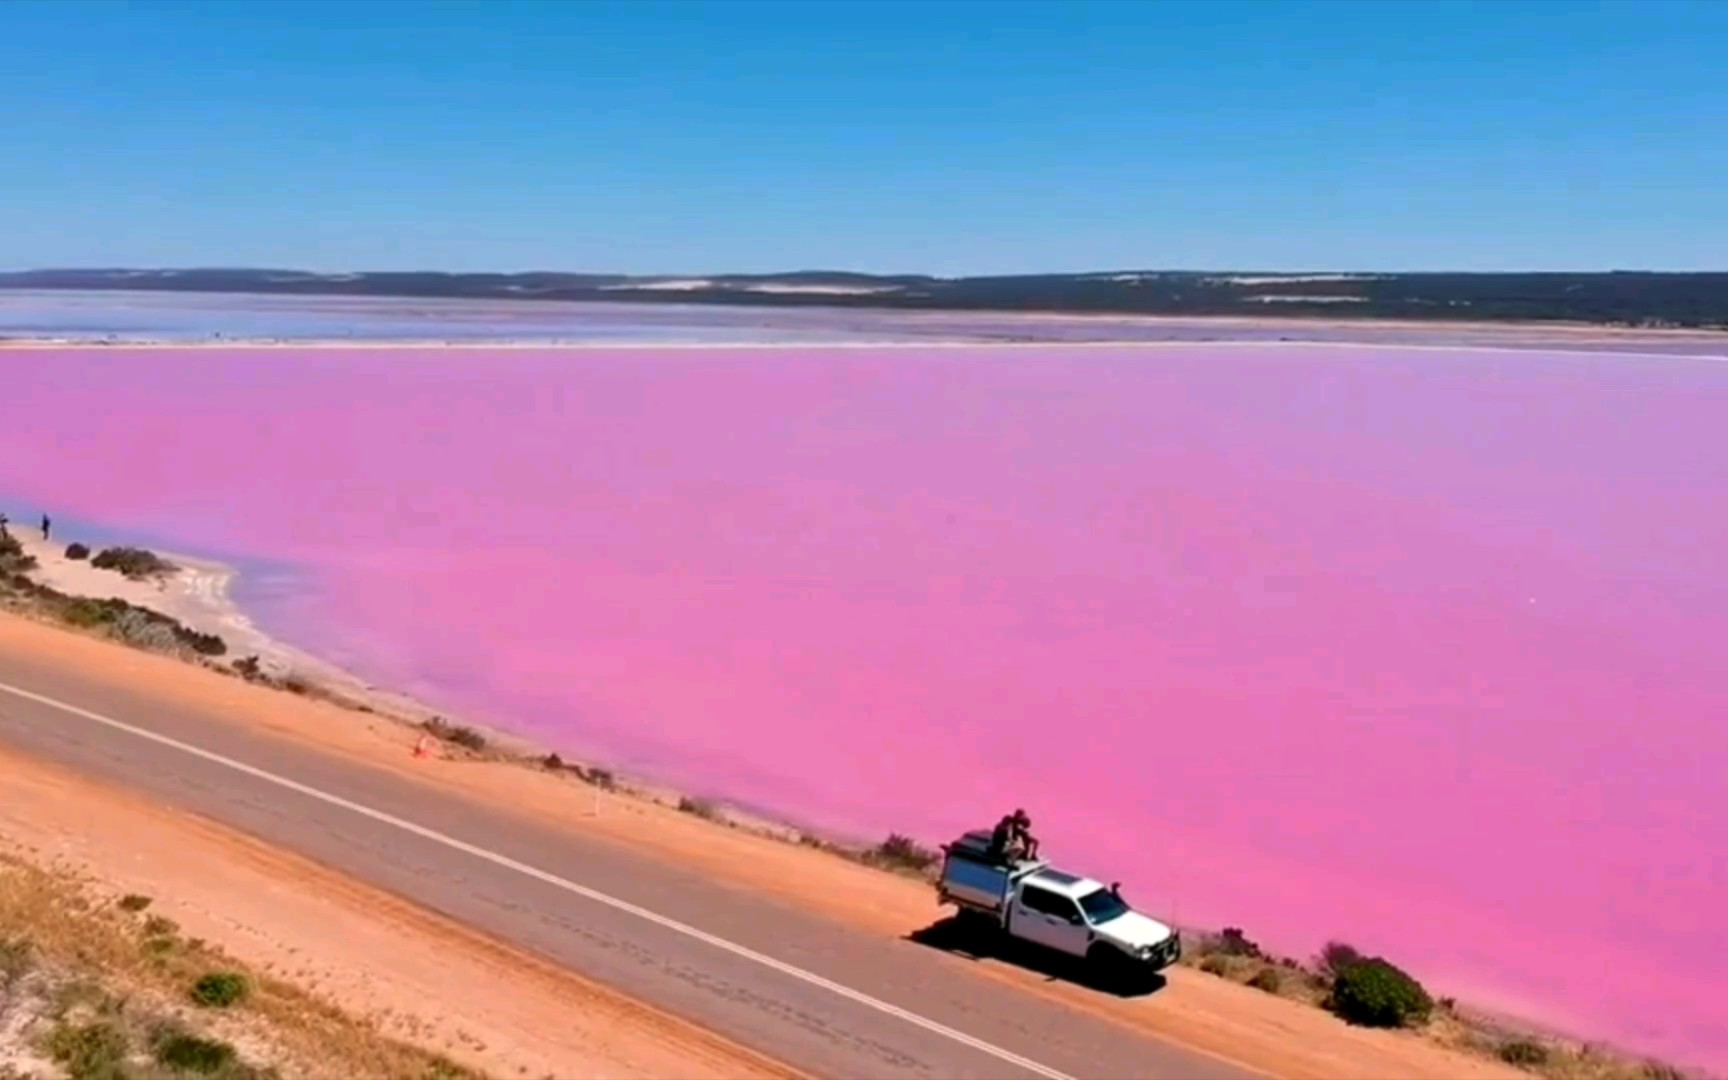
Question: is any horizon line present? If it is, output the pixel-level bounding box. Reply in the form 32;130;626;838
7;265;1726;279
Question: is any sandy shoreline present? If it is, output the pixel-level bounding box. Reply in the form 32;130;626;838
4;333;1725;367
2;297;1726;341
11;529;471;738
6;524;801;836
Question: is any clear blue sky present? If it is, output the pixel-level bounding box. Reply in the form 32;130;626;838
3;0;1725;274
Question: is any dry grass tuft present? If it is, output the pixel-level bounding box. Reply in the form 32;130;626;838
0;850;484;1079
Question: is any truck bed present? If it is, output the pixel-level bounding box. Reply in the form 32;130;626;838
941;853;1014;911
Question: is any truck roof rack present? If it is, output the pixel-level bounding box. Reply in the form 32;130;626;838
943;829;1048;872
945;829;997;859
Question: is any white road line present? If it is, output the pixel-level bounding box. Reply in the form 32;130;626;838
0;678;1076;1080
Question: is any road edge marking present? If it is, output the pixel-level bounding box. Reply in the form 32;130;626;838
0;678;1076;1080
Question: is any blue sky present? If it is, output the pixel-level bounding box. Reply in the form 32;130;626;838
2;0;1725;274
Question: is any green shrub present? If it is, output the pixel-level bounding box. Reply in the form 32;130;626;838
1328;957;1433;1028
870;833;939;873
583;766;617;791
1497;1038;1549;1067
90;546;177;580
117;894;153;913
422;1058;479;1080
45;1020;129;1079
1198;955;1230;976
112;609;182;652
543;752;564;770
61;597;119;628
0;937;32;982
1212;927;1262;958
173;625;227;656
143;915;178;938
66;542;91;560
46;592;223;656
189;971;249;1008
0;531;35;575
1246;966;1283;993
677;796;721;820
153;1030;237;1074
422;717;485;750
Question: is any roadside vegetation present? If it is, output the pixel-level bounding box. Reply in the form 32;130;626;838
0;575;226;659
0;513;1698;1080
0;850;480;1080
420;717;488;753
0;530;224;660
862;833;941;875
0;531;37;576
1180;928;1692;1080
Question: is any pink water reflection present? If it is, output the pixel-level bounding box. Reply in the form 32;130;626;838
4;344;1724;1066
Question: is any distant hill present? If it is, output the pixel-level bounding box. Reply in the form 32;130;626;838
2;267;1724;327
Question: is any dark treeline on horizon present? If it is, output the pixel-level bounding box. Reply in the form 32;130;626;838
2;267;1725;328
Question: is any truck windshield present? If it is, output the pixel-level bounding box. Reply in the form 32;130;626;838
1078;887;1130;924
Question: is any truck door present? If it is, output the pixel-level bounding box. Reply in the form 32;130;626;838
1013;884;1090;956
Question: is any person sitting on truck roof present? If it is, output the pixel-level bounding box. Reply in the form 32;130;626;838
988;812;1017;862
1009;809;1041;861
988;808;1040;863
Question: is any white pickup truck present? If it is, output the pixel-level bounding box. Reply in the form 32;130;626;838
936;829;1182;979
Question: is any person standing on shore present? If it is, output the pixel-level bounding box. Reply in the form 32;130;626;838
41;514;50;541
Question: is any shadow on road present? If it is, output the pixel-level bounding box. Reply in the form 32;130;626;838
905;916;1168;998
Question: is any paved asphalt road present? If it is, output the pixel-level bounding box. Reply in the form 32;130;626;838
0;651;1253;1080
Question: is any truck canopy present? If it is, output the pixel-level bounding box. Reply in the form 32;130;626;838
938;831;1138;920
938;829;1049;913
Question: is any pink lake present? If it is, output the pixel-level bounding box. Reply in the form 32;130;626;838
3;343;1725;1068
